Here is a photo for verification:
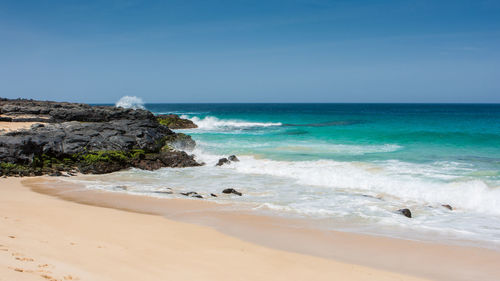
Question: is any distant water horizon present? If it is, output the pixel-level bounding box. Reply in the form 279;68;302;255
100;102;500;105
74;102;500;249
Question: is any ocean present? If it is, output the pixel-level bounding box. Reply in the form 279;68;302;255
70;103;500;248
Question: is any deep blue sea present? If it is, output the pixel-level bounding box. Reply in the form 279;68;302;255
76;102;500;248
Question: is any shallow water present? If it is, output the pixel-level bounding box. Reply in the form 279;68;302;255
74;103;500;249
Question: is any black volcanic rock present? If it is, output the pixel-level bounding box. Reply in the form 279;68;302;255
216;155;240;166
0;99;155;123
216;158;230;166
397;208;412;218
131;151;199;170
442;204;453;210
228;155;239;162
181;191;203;198
222;188;242;196
0;119;170;163
0;99;202;176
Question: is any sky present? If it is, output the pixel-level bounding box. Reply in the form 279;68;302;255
0;0;499;103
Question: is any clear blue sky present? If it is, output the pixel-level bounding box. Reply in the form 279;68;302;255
1;0;499;103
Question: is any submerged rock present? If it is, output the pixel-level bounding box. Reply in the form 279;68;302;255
216;158;230;166
153;191;173;195
216;155;240;166
222;188;242;196
115;185;128;190
153;188;173;195
181;191;203;199
397;208;412;218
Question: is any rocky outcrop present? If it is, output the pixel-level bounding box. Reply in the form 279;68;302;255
216;158;230;166
0;120;167;163
228;155;239;162
0;99;154;123
216;155;239;166
157;114;197;129
0;99;202;176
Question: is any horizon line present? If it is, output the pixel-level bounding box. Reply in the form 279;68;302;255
97;102;500;105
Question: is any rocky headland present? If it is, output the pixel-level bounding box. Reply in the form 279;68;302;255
0;98;201;176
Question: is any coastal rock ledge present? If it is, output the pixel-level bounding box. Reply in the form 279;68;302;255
0;98;202;176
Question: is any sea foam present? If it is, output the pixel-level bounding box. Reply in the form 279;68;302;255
187;148;500;217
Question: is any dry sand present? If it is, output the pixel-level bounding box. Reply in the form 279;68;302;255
0;177;435;281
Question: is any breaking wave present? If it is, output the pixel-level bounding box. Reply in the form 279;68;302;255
115;96;145;110
232;158;500;216
189;116;282;130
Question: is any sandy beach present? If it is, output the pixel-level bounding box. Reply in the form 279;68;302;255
0;177;436;281
1;177;499;281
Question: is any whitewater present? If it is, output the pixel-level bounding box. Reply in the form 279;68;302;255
68;103;500;249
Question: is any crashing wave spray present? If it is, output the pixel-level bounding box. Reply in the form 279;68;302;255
115;96;145;110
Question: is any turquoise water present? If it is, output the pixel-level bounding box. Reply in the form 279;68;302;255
149;103;500;164
76;103;500;248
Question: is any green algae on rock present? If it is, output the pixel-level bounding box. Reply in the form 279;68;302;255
157;114;197;129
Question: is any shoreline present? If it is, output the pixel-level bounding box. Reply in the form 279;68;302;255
20;176;500;281
0;177;434;281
